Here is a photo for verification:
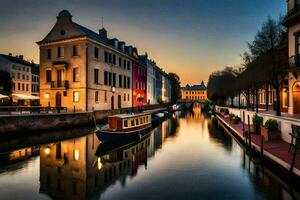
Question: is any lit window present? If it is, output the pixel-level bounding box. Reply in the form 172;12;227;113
73;91;80;103
74;149;80;160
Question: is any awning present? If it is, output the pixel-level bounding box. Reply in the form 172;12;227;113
12;93;40;100
0;94;9;99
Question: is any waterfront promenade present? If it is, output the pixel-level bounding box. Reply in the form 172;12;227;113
216;112;300;178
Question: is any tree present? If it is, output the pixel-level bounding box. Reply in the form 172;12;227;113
0;70;12;96
168;72;181;104
247;16;287;116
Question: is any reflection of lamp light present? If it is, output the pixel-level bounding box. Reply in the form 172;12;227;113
44;147;51;155
74;149;80;160
97;157;102;170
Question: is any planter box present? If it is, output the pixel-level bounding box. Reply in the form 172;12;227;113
254;125;261;134
261;126;281;141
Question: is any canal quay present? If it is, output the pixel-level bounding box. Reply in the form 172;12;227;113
0;106;298;200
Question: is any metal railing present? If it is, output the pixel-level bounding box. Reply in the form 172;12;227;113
51;80;69;89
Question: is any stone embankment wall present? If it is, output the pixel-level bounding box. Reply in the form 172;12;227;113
0;104;169;134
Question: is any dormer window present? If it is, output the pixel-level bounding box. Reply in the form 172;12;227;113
60;30;66;35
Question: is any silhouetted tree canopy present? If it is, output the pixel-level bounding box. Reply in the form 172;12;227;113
0;70;12;95
168;72;181;104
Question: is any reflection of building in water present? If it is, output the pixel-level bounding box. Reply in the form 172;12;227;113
39;119;176;199
0;147;39;167
40;134;100;200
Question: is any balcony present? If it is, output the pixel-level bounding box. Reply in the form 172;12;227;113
51;80;69;89
283;5;300;26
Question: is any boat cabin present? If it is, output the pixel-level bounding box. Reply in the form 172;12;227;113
108;113;152;132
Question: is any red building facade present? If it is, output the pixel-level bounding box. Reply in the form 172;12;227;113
132;50;147;107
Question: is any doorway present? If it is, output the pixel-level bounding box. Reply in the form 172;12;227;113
56;92;62;108
293;82;300;114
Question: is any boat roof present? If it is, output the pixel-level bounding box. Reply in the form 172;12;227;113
109;112;151;119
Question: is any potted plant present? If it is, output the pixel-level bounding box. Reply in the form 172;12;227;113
261;119;281;141
229;113;235;121
231;115;240;124
252;113;263;134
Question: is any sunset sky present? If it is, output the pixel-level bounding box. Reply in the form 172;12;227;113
0;0;285;85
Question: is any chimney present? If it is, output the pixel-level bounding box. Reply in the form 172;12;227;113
99;28;107;39
119;41;125;51
19;55;24;60
8;53;12;56
57;10;72;21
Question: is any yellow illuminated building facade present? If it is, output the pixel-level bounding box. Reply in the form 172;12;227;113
181;81;207;101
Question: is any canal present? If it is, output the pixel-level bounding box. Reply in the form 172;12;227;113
0;106;299;200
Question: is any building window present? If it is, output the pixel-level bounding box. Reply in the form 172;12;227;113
26;75;29;80
109;53;112;63
108;72;112;86
112;55;116;65
47;49;51;59
128;94;130;101
26;84;29;91
119;75;122;88
57;46;64;58
11;73;15;78
95;91;99;103
127;61;130;70
73;67;79;82
119;57;122;67
26;68;29;72
94;47;99;59
73;45;79;56
94;69;99;84
46;70;52;83
104;51;108;62
104;91;107;102
22;74;25;80
112;73;116;87
124;120;128;127
124;93;126;101
123;60;126;69
104;71;108;85
73;149;80;160
18;83;20;90
73;91;80;103
127;77;130;88
123;76;127;89
22;83;24;91
17;73;20;79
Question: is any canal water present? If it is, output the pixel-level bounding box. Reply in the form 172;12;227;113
0;107;299;200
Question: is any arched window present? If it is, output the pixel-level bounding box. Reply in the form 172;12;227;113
95;91;98;103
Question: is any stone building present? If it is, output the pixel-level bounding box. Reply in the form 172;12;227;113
181;81;207;101
283;0;300;114
0;53;39;104
37;10;133;111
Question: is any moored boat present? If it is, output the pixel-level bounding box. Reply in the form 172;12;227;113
96;112;152;142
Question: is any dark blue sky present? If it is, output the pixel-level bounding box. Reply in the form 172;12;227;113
0;0;286;84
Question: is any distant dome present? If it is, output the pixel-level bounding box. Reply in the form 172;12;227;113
58;10;72;18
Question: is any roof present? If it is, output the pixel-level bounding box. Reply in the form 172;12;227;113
74;23;108;44
0;54;38;68
181;83;207;91
109;112;151;119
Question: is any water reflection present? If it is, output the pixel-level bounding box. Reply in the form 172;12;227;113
0;110;299;200
38;118;178;200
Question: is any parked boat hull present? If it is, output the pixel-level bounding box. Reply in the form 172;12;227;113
96;125;152;142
